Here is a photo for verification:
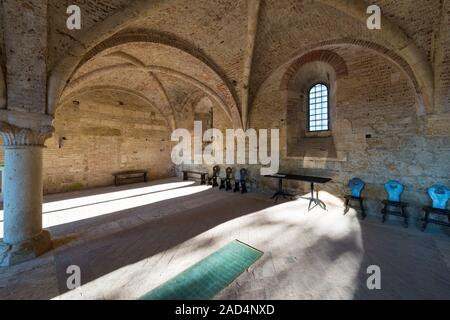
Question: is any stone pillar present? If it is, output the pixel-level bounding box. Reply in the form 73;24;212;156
0;121;54;266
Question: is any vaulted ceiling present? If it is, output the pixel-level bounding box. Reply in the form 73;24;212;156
59;40;240;129
45;0;446;129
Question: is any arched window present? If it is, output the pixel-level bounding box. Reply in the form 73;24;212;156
308;83;329;132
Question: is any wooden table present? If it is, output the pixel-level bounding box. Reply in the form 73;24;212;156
265;173;332;210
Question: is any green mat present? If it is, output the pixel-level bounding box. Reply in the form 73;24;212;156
139;240;263;300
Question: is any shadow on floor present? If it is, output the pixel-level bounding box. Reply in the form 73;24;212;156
1;180;449;300
50;187;273;298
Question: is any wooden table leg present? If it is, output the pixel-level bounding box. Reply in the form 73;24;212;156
344;197;350;214
201;174;206;185
381;203;388;223
402;206;408;228
422;210;430;231
359;198;366;219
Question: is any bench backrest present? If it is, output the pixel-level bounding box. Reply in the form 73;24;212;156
113;170;147;176
183;171;207;175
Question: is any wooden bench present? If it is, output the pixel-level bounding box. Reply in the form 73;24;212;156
182;170;208;185
113;170;148;186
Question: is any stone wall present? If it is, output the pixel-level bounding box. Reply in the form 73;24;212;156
0;92;232;195
0;0;448;212
41;95;174;194
250;45;450;220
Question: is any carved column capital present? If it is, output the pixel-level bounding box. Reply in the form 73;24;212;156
0;121;54;147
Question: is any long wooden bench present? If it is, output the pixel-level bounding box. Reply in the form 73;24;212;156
113;170;148;186
182;170;208;185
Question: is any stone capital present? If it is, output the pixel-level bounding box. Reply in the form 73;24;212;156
0;121;54;147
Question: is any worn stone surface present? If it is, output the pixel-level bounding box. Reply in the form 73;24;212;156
250;44;450;220
0;1;447;199
0;0;448;290
2;0;48;113
0;179;448;299
0;124;54;266
42;91;175;194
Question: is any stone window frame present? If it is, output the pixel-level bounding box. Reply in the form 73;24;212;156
307;82;331;133
284;52;346;159
303;79;333;139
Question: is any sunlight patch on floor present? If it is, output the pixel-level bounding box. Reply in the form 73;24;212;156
43;181;196;213
0;182;208;237
52;190;364;300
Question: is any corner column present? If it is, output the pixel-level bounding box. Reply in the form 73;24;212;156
0;122;54;266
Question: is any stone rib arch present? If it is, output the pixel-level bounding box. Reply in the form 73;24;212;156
61;63;133;95
314;0;434;114
59;85;176;131
0;48;5;109
106;51;146;68
62;64;239;128
0;64;5;109
47;0;169;115
280;50;348;90
106;50;176;124
144;65;238;127
48;31;241;128
254;39;429;119
51;37;242;129
182;90;209;113
67;32;239;106
306;40;425;114
305;40;420;93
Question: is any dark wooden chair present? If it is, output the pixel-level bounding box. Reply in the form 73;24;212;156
422;185;450;231
208;165;220;187
234;168;248;194
381;180;408;228
224;167;233;191
219;167;232;191
344;178;366;219
233;170;241;193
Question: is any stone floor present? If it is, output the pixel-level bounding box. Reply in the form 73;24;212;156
0;177;449;300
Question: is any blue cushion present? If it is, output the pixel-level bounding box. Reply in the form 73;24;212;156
427;185;450;210
384;180;404;202
348;178;365;198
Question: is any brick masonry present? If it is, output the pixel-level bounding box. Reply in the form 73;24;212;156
0;0;448;220
251;44;450;219
42;92;175;194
